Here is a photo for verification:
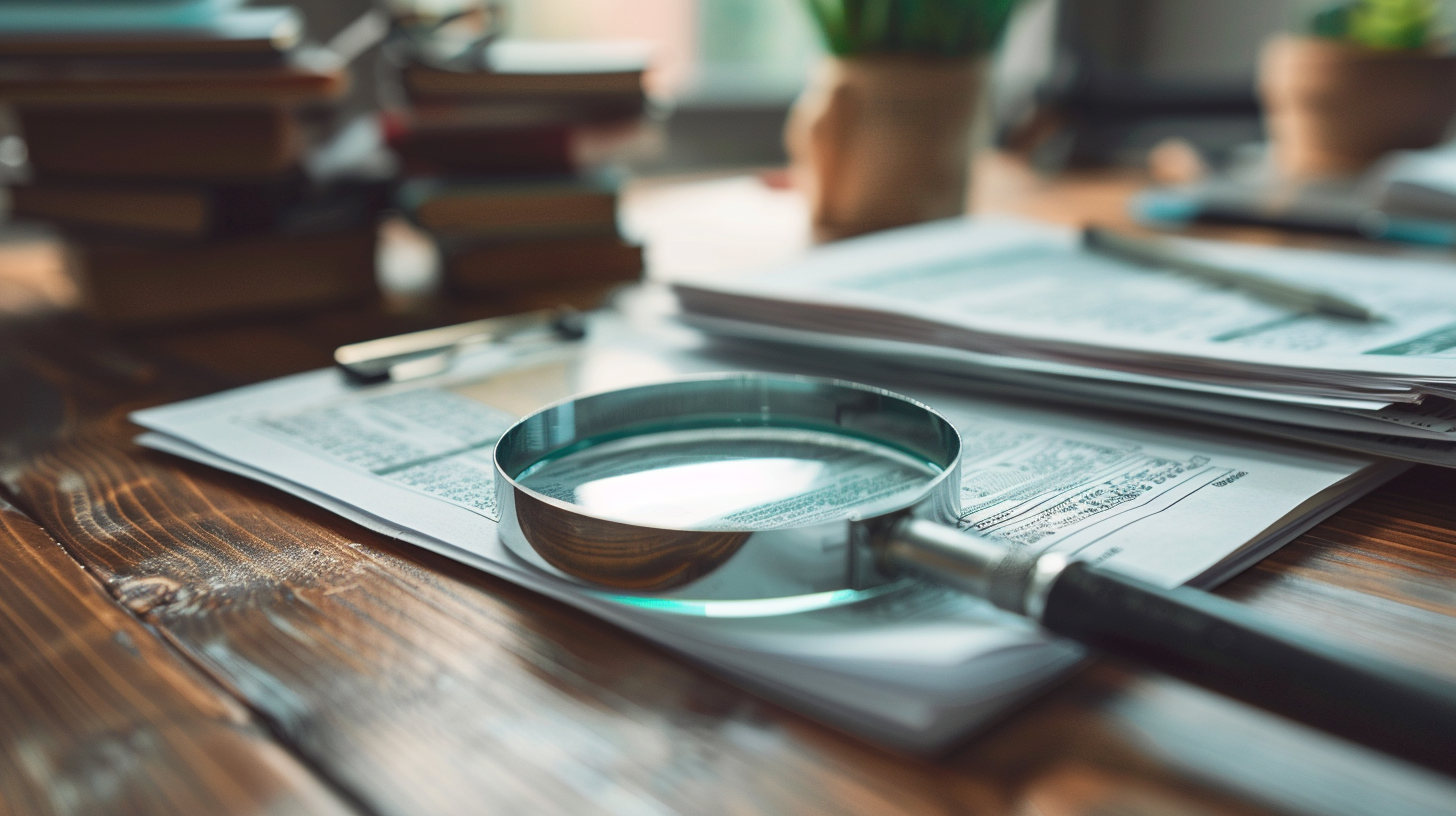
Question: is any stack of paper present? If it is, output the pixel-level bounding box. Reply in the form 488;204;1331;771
1375;147;1456;222
673;216;1456;467
132;314;1401;750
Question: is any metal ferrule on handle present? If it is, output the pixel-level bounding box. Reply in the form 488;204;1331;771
878;518;1062;615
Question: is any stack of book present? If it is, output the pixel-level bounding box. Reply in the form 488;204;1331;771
0;1;388;327
389;40;649;306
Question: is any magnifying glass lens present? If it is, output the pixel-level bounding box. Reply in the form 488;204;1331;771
516;425;943;531
495;376;963;610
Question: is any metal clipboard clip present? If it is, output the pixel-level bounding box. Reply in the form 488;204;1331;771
334;307;587;384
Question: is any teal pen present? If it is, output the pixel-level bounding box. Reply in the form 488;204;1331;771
1133;188;1456;248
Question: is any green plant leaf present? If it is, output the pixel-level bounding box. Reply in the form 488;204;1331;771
1307;0;1438;49
799;0;1021;56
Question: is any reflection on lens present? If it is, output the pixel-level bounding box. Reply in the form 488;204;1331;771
516;426;941;530
588;579;916;617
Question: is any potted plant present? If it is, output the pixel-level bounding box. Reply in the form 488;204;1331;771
1261;0;1456;178
787;0;1019;241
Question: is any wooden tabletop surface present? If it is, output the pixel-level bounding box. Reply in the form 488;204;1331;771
3;157;1456;816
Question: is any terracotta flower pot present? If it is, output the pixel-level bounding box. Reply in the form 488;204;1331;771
785;55;985;242
1260;35;1456;178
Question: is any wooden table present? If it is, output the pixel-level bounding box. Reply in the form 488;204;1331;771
3;159;1456;816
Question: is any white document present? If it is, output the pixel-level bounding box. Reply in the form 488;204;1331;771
671;216;1456;464
682;313;1456;469
1375;147;1456;219
131;320;1401;750
673;215;1456;386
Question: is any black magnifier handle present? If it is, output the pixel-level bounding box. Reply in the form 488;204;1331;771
879;518;1456;778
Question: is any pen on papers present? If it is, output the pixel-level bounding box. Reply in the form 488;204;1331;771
1082;226;1379;322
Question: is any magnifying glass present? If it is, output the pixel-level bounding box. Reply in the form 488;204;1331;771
494;373;1456;777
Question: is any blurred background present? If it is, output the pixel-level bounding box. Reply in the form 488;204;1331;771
357;0;1307;172
1;0;1452;334
446;0;1316;171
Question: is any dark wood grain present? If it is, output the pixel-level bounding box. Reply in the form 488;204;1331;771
1220;469;1456;682
9;306;1456;816
14;419;1002;816
0;497;355;816
0;315;1304;816
17;420;1345;816
4;161;1456;816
